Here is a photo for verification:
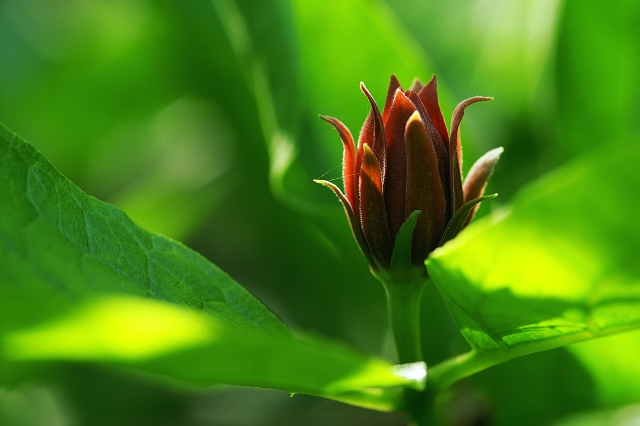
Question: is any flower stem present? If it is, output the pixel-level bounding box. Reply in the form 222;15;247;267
380;275;427;364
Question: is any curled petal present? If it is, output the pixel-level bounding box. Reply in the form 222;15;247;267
314;179;374;266
418;75;449;146
383;89;416;238
360;144;393;268
320;115;357;208
360;82;387;184
405;112;446;264
382;75;402;124
463;147;503;225
449;96;493;215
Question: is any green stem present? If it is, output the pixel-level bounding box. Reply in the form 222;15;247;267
372;269;429;425
382;279;427;364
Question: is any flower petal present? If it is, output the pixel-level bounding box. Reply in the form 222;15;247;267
405;112;446;263
418;75;449;146
383;89;416;238
320;115;357;208
382;75;402;124
406;90;450;218
314;179;375;267
462;147;503;225
449;96;493;215
360;82;387;184
409;78;423;93
360;144;393;268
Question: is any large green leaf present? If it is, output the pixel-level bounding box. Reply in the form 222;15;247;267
2;295;424;411
0;125;424;410
426;142;640;392
0;124;287;337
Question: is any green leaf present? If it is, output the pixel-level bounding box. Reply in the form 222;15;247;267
2;295;425;412
390;210;421;274
569;330;640;408
0;124;425;409
0;124;288;338
426;142;640;392
438;194;497;247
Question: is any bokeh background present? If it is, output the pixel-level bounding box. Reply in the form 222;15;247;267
1;0;639;425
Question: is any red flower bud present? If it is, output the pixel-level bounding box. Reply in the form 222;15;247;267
316;75;501;274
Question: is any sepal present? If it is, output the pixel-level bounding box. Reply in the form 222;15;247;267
438;194;498;246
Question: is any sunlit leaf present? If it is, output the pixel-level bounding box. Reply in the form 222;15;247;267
427;142;640;389
2;295;425;411
0;124;425;410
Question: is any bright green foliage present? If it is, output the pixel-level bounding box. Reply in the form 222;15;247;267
428;144;640;357
2;0;640;424
0;124;288;338
0;126;424;410
3;295;424;411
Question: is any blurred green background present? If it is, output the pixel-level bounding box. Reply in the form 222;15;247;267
1;0;639;424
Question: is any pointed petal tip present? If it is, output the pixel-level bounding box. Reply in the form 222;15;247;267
409;78;424;92
407;109;421;123
313;179;337;189
318;114;339;125
318;114;331;123
360;82;374;100
362;142;374;155
484;146;504;160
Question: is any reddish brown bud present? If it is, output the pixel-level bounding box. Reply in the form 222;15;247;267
317;76;501;273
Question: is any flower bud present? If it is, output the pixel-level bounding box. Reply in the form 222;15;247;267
316;75;501;275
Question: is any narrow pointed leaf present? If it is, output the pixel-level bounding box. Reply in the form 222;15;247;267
359;144;393;267
438;194;498;246
383;89;416;237
404;112;446;263
390;210;421;273
319;115;357;207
